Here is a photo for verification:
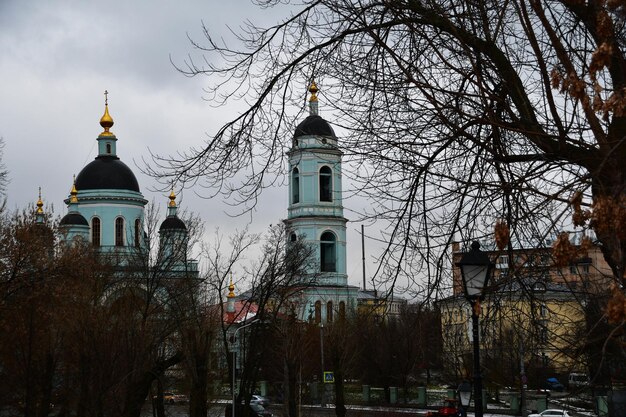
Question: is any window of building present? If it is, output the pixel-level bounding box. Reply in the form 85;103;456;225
115;217;125;246
292;167;300;204
327;301;333;322
106;143;112;154
92;217;101;247
339;301;346;320
320;231;336;272
315;301;321;324
134;219;141;248
290;233;297;242
319;166;332;202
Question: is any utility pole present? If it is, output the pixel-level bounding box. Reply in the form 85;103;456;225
520;343;527;417
361;224;366;290
232;319;259;417
320;323;325;407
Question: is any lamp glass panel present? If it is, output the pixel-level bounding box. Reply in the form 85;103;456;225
461;264;488;297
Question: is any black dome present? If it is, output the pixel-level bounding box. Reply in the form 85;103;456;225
294;115;335;138
75;156;140;192
159;216;187;231
60;212;88;226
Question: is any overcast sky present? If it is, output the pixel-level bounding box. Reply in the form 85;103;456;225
0;0;381;291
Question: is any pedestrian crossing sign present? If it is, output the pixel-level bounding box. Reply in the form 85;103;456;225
324;371;334;383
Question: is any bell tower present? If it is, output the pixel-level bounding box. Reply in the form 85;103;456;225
284;82;357;322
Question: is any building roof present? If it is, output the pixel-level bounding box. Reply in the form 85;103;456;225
60;212;88;226
294;115;336;138
75;156;140;192
159;216;187;231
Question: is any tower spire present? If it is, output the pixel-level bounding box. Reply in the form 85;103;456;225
226;273;236;314
36;187;44;214
167;188;178;217
36;188;45;223
70;175;79;204
309;81;319;116
228;273;236;298
99;90;115;136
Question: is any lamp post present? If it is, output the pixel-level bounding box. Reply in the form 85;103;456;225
320;322;325;408
457;241;493;417
232;318;260;417
308;303;327;407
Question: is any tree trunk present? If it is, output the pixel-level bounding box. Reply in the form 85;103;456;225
189;353;209;417
333;368;346;417
286;360;298;417
121;351;183;417
153;378;165;417
36;351;55;417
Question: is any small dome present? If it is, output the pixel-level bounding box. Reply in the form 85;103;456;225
294;115;335;138
75;156;140;192
60;212;88;226
159;216;187;231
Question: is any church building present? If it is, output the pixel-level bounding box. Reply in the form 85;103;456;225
57;93;197;276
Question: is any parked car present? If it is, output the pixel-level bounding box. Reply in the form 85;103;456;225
427;399;463;417
568;372;590;388
250;394;270;407
225;403;272;417
528;409;571;417
158;392;188;404
545;377;565;392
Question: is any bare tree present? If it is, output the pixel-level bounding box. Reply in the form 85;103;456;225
234;224;317;408
152;0;625;412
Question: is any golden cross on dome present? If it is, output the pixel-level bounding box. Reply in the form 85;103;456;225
104;90;109;106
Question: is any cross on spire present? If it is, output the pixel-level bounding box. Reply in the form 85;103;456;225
104;90;109;106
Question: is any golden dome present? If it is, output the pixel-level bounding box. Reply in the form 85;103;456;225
169;189;177;207
227;276;235;298
99;90;115;136
70;176;79;203
309;81;319;102
36;187;44;214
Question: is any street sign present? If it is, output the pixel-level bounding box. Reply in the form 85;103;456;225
323;371;334;383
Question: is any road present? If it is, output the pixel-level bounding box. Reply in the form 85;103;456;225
141;404;557;417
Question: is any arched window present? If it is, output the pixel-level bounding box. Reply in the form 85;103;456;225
320;231;336;272
106;143;112;154
339;301;346;321
292;167;300;204
134;219;141;248
314;301;321;324
319;166;332;202
327;301;333;322
91;217;101;247
290;233;297;242
115;217;125;246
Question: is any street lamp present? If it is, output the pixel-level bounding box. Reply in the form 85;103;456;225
457;241;493;417
232;318;260;417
